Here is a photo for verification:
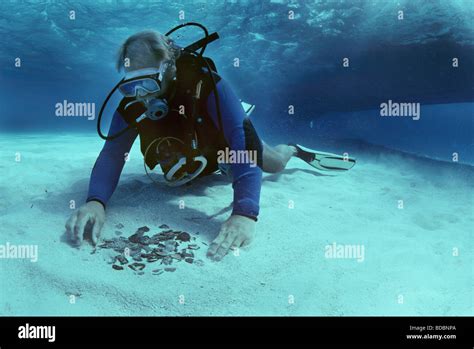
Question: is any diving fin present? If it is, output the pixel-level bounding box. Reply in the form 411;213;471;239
289;143;356;173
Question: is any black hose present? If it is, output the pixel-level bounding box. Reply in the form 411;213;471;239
165;22;209;56
97;78;138;141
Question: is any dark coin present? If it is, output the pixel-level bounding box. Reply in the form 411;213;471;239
128;263;146;271
171;253;183;261
176;232;191;242
139;236;151;245
116;255;129;265
137;226;150;234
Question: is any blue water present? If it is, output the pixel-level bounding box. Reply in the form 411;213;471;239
0;0;473;163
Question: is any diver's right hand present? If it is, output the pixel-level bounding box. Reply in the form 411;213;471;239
65;201;105;246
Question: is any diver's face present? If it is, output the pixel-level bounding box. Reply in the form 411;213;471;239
125;59;176;99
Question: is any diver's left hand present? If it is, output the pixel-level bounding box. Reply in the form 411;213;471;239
207;215;256;261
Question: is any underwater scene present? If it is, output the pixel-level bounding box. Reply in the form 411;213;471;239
0;0;473;318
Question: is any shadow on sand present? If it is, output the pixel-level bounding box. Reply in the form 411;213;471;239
38;166;326;246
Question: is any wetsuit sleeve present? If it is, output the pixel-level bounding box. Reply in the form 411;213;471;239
86;111;138;208
206;78;263;221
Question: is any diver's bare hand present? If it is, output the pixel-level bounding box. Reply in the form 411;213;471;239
65;201;105;246
207;215;256;261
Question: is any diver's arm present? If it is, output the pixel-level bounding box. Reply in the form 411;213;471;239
86;110;138;207
206;78;262;221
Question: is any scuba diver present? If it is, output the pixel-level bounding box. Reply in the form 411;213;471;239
65;23;355;261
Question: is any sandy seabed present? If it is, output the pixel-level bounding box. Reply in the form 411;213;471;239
0;133;472;316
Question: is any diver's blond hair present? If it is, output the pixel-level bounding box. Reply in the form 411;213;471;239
116;30;175;71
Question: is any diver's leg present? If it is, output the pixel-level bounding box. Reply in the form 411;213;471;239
261;143;297;173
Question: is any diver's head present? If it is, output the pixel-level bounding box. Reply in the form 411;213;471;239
116;30;179;97
116;31;180;120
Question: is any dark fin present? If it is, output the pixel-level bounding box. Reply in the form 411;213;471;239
289;143;356;172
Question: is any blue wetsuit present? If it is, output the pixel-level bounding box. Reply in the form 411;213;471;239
87;78;262;220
